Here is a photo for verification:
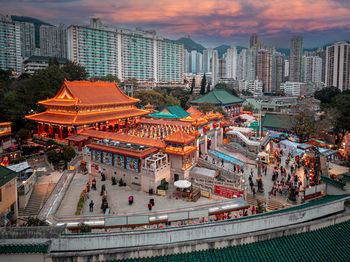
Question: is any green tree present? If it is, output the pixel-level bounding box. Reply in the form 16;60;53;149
61;61;88;81
314;86;341;108
190;77;195;95
63;146;76;163
291;112;317;143
206;83;211;94
95;74;120;84
200;74;206;95
23;217;49;226
47;150;60;165
198;103;215;114
133;90;166;108
330;92;350;145
16;128;30;144
164;95;180;106
78;223;92;233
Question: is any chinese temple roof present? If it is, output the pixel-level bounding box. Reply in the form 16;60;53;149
190;89;244;105
138;118;192;127
38;80;139;107
149;105;189;119
186;106;203;118
164;130;195;145
25;108;148;126
163;145;197;156
88;142;159;159
80;130;166;149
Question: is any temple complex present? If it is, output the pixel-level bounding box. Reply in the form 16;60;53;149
25;80;148;140
190;89;244;118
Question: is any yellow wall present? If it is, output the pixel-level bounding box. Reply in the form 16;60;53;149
0;179;17;216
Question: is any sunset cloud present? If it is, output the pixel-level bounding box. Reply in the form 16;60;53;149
3;0;350;47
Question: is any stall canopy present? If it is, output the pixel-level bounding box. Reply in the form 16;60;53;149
329;164;349;176
280;140;304;156
174;180;191;188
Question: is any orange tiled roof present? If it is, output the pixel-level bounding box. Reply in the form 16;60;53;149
163;145;197;156
25;108;148;126
138;118;192;127
164;130;195;145
80;130;166;149
186;106;203;118
88;142;159;159
38;80;139;107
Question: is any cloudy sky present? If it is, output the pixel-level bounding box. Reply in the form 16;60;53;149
2;0;350;48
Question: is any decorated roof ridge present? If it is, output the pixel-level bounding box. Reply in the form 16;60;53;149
190;89;244;105
164;130;195;145
164;145;197;156
0;122;12;126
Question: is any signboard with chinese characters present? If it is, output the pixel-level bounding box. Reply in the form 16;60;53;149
214;185;243;198
0;122;11;136
126;156;139;172
114;154;124;168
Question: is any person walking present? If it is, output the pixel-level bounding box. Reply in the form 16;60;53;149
221;159;224;167
252;187;256;198
89;200;94;212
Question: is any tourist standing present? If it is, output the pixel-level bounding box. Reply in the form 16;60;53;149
89;200;94;212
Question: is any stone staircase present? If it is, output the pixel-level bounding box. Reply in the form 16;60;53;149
18;183;56;217
245;193;291;211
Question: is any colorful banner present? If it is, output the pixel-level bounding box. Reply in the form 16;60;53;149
214;185;243;198
92;150;101;162
114;154;124;168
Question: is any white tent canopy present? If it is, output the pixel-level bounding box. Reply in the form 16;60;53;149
174;180;191;188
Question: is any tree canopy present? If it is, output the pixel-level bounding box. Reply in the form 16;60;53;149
200;74;206;95
314;86;341;107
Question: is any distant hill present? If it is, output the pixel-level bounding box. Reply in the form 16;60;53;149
175;37;206;53
11;15;51;48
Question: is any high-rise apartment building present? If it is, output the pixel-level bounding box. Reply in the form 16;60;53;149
289;36;303;82
246;47;257;81
210;50;219;86
67;18;183;82
325;42;350;91
250;34;259;48
67;19;118;77
218;58;226;79
257;50;272;93
0;15;22;72
19;22;35;58
302;56;322;87
237;49;247;80
284;60;289;79
226;46;237;79
190;50;197;73
40;24;67;58
272;53;285;92
203;48;213;73
196;52;203;73
184;49;190;73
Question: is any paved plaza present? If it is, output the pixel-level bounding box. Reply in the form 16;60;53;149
56;173;215;217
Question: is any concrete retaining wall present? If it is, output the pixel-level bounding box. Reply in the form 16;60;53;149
49;197;348;260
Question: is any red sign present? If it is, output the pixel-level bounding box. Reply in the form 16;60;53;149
214;185;243;198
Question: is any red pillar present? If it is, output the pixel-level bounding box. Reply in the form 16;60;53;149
37;124;41;135
59;127;63;140
78;142;82;152
42;124;45;134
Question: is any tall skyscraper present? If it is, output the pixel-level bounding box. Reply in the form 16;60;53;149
210;50;219;86
289;36;303;82
250;34;259;48
196;52;203;73
272;53;285;92
190;50;197;73
0;15;22;72
246;47;257;81
19;22;35;58
325;41;350;91
218;58;226;79
184;49;190;73
257;50;272;93
302;56;322;87
67;18;183;82
237;49;247;80
203;48;213;73
226;46;237;79
40;24;67;58
316;47;326;83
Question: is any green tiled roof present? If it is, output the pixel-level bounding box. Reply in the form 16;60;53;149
261;112;294;131
342;174;350;182
320;176;346;189
0;244;49;254
117;219;350;262
149;105;189;119
190;89;244;105
0;165;17;188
